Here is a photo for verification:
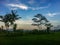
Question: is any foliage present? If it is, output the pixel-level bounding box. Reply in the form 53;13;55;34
9;10;21;25
0;10;21;31
32;14;49;30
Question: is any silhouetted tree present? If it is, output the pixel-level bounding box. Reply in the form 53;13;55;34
45;23;53;34
10;10;21;24
32;14;48;30
0;14;10;30
0;10;21;31
9;10;21;31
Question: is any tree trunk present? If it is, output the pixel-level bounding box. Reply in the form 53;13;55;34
5;23;9;31
47;27;50;34
13;24;17;31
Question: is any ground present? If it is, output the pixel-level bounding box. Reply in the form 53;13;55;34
0;31;60;45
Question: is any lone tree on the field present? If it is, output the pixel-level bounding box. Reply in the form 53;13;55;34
32;14;49;30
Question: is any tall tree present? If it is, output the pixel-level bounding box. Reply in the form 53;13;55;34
8;10;21;31
32;14;49;30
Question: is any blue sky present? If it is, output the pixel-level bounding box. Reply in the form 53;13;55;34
0;0;60;29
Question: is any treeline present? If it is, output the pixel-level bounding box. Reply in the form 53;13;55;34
0;29;60;37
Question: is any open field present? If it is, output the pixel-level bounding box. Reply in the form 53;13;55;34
0;31;60;45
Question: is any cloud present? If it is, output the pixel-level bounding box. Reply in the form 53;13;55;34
7;4;29;10
55;25;60;29
29;3;50;10
14;19;46;30
46;12;60;17
50;20;60;30
15;19;33;24
50;20;60;25
29;6;49;10
7;3;49;10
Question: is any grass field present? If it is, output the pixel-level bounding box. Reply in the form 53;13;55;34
0;31;60;45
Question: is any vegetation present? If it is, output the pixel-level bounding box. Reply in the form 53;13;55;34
32;14;53;33
32;14;48;29
0;10;21;31
0;10;60;45
0;30;60;45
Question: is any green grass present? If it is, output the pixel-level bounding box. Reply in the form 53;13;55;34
0;32;60;45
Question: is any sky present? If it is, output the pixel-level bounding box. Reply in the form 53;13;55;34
0;0;60;30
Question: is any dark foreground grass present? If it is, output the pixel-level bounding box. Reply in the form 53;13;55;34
0;32;60;45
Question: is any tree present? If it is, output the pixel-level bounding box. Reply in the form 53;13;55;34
32;14;48;30
13;24;17;31
0;14;10;30
8;10;21;31
0;10;21;31
45;23;53;34
9;10;21;25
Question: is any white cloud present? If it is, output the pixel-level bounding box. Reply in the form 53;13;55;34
7;3;50;10
7;4;29;10
47;12;60;17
